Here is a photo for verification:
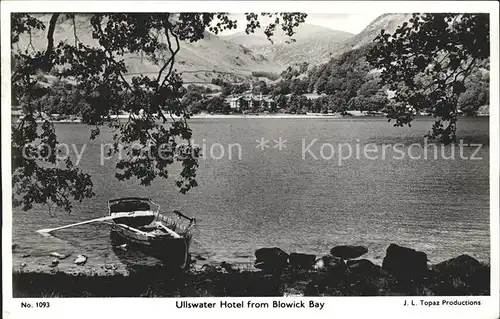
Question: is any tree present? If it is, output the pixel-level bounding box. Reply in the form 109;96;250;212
367;13;489;143
272;80;291;96
221;84;232;97
45;81;90;116
11;12;307;213
457;65;489;116
314;96;330;113
310;45;372;108
315;74;329;94
204;96;230;114
353;77;388;112
181;90;204;114
290;78;308;95
288;94;310;113
253;80;269;95
211;78;225;86
458;82;489;116
275;95;288;110
232;83;250;95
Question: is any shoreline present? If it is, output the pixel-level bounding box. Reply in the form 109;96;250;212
13;113;377;123
12;113;490;123
12;244;490;297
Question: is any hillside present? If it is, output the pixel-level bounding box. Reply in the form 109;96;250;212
220;23;347;45
221;14;411;67
219;34;272;47
339;13;412;52
15;14;280;85
15;14;411;83
222;23;353;66
253;30;353;66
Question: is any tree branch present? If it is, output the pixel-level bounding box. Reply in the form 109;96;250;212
453;57;477;84
71;14;80;47
46;13;60;57
156;20;179;84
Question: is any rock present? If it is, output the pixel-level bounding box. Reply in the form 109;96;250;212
200;264;219;273
49;259;59;267
330;245;368;259
21;254;31;258
347;259;384;276
74;255;87;265
12;244;19;252
314;255;345;271
104;264;117;270
289;253;316;269
20;263;27;268
255;247;288;261
50;252;71;260
430;255;489;295
220;261;237;273
50;252;63;258
432;255;486;281
254;247;289;271
382;244;428;278
195;255;207;261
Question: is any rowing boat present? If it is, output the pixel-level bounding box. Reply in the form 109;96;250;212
36;197;196;269
107;197;196;269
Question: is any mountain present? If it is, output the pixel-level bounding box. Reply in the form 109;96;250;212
253;30;353;66
220;23;347;45
339;13;412;52
278;14;413;93
15;14;411;83
16;14;280;85
222;23;353;66
221;34;272;47
265;14;411;66
220;15;411;68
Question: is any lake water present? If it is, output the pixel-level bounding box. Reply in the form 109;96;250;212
12;117;490;271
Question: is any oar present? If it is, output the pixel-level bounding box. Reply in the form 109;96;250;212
155;222;182;238
173;210;196;230
173;210;195;223
36;211;153;235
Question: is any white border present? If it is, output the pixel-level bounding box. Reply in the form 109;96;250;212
1;2;499;319
0;1;498;13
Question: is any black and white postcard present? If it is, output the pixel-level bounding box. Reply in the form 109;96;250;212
2;1;499;319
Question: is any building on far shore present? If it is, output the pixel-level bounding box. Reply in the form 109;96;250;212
476;105;489;116
302;93;327;100
11;107;24;123
226;92;277;112
226;91;333;113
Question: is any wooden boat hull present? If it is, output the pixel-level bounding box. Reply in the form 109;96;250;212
110;226;191;269
107;197;195;269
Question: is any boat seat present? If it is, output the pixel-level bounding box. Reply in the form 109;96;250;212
140;222;176;232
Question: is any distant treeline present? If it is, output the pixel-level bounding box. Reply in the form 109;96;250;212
269;44;489;115
19;43;489;117
273;45;386;113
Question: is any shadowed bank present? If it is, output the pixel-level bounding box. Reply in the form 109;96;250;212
13;245;490;297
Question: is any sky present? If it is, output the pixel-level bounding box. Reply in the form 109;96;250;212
219;13;386;35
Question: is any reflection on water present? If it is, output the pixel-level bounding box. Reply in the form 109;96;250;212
12;117;490;268
109;232;166;272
